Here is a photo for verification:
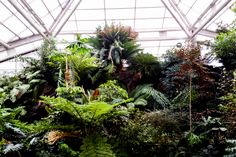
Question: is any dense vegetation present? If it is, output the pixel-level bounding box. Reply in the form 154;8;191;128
0;23;236;157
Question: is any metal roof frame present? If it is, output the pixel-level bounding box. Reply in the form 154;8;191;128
20;0;50;34
161;0;191;37
8;0;47;39
191;0;233;38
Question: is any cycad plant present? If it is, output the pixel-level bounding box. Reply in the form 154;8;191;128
89;24;142;73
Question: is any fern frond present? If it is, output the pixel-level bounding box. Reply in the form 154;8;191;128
41;96;114;123
131;84;170;109
3;143;23;154
80;135;116;157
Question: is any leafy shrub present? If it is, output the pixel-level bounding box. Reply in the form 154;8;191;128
213;29;236;70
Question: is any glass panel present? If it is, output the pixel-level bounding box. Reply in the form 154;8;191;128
136;8;165;18
0;25;15;42
4;16;26;35
29;0;49;17
15;12;38;34
41;15;54;28
190;0;211;15
162;18;180;28
0;3;12;21
136;0;164;7
76;21;105;31
19;29;34;38
41;0;60;11
50;6;62;19
75;10;104;20
138;32;159;38
135;19;164;29
78;0;104;9
60;21;78;32
106;9;134;19
167;31;187;37
107;20;134;27
106;0;135;8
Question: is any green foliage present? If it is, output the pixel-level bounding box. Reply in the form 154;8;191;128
131;84;170;109
185;132;202;146
225;139;236;156
56;86;89;104
171;86;199;111
0;76;31;105
97;80;128;103
41;96;115;124
49;49;98;86
67;34;91;54
89;24;138;50
80;135;115;157
68;52;98;83
88;24;141;81
58;142;80;157
213;29;236;70
129;52;161;76
116;111;180;157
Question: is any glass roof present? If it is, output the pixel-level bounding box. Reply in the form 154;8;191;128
0;0;235;62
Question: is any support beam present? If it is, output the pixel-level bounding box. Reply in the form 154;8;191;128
0;48;38;63
0;35;43;52
137;36;187;42
171;0;191;27
54;0;83;37
192;0;219;28
8;0;47;39
0;39;11;49
191;0;232;38
49;0;74;33
20;0;50;33
198;29;217;38
0;1;35;34
168;0;191;29
161;0;191;37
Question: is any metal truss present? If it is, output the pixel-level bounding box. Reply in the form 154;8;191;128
53;0;83;37
8;0;47;39
191;0;233;38
161;0;191;37
20;0;49;34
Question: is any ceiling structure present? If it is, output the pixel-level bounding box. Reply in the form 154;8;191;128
0;0;235;63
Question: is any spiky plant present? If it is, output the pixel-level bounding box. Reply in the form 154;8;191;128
89;24;141;72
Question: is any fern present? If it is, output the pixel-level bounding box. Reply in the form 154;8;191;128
4;123;26;138
224;139;236;156
131;84;170;109
3;143;23;154
80;135;116;157
58;142;80;157
41;96;114;124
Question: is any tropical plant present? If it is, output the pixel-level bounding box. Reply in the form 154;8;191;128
130;84;170;110
95;80;128;103
89;24;141;74
213;29;236;70
80;135;116;157
49;48;98;87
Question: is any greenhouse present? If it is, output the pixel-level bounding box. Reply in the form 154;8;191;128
0;0;236;156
